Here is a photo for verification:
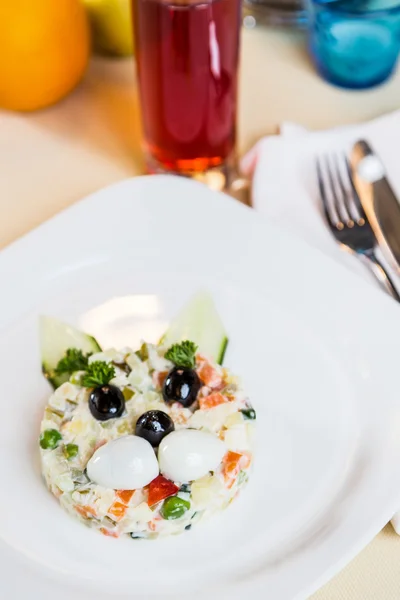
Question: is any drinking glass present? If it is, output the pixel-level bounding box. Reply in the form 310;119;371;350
132;0;242;189
243;0;306;27
306;0;400;89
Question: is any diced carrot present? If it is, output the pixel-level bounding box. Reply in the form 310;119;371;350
197;362;222;388
240;452;252;470
53;487;63;499
93;439;107;452
108;501;129;521
199;392;229;410
153;371;168;389
196;353;208;365
116;490;135;505
222;451;249;489
100;527;119;538
75;505;97;519
148;475;178;507
170;406;190;425
149;516;162;532
89;439;107;460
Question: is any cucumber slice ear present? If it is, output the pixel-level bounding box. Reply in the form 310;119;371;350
40;316;102;388
159;292;228;365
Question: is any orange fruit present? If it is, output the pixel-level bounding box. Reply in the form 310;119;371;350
0;0;91;112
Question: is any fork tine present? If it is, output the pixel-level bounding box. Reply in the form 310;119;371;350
317;157;331;226
332;154;354;227
343;155;367;225
326;154;354;227
317;157;343;230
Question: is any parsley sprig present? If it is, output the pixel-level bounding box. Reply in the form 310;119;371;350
81;361;116;388
165;340;198;369
55;348;92;376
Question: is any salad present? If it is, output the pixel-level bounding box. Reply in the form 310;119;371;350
39;293;256;539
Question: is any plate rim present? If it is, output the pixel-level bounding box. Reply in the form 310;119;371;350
1;174;400;600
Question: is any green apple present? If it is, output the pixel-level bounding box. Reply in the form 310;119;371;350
83;0;134;57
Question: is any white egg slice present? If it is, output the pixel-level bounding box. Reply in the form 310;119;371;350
158;429;226;483
87;436;159;489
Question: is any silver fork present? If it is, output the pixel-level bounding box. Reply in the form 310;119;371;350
316;153;400;302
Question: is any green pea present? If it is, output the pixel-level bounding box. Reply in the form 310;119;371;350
160;496;190;520
64;443;79;460
40;429;62;450
240;408;256;420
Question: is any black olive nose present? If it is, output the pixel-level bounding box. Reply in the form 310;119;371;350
89;385;125;421
162;367;201;408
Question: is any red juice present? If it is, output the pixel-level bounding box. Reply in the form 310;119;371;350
132;0;242;173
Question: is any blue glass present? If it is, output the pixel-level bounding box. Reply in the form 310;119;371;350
307;0;400;89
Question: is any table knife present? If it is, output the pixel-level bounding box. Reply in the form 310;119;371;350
351;139;400;270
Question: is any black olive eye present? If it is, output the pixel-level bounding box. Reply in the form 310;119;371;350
162;367;201;408
89;385;125;421
135;410;175;447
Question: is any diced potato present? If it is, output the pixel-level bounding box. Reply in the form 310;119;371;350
55;473;74;493
191;475;224;508
62;418;85;436
116;421;131;435
188;402;238;432
56;382;80;401
128;364;152;390
128;502;153;524
224;412;244;428
126;352;143;370
49;393;66;413
110;374;130;388
42;408;63;430
222;369;240;386
147;345;172;372
94;488;116;516
223;425;250;452
89;348;126;364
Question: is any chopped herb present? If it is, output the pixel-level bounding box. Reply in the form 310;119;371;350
164;340;198;369
113;361;131;375
240;408;256;420
55;348;92;376
135;343;149;361
64;443;79;460
81;361;116;388
185;524;192;531
40;428;62;450
122;387;135;401
44;406;64;419
179;483;191;493
71;469;90;485
237;470;248;485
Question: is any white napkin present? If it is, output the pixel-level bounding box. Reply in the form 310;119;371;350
241;109;400;533
241;110;400;284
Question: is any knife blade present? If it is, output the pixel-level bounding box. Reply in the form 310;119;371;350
351;139;400;270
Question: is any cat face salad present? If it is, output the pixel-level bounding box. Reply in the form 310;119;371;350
39;294;256;539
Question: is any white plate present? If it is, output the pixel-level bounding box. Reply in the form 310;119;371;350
1;175;400;600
